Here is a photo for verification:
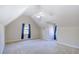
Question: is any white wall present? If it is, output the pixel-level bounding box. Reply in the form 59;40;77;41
41;26;49;40
5;15;41;43
0;24;5;53
57;26;79;47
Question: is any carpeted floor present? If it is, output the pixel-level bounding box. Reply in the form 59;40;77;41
3;39;79;54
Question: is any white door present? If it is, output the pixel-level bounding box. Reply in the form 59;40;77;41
48;24;54;40
42;24;54;40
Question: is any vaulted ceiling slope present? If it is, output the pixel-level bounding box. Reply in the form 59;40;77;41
0;5;28;26
23;5;79;27
0;5;79;27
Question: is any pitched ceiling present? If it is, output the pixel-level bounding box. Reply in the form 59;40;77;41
0;5;79;27
0;5;28;26
23;5;79;27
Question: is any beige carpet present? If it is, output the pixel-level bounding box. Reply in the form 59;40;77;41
3;39;79;54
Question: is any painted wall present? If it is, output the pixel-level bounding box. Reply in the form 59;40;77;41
41;23;54;40
57;26;79;47
5;15;41;43
0;24;5;53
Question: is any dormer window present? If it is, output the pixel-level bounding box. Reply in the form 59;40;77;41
21;23;31;39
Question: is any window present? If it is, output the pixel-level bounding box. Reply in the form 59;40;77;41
24;24;29;34
21;23;31;39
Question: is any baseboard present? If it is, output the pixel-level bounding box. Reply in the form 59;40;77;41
57;42;79;49
5;39;23;44
5;39;36;44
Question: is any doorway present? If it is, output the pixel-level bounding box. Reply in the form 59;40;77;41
42;23;57;40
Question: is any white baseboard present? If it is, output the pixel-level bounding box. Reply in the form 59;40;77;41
57;42;79;49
